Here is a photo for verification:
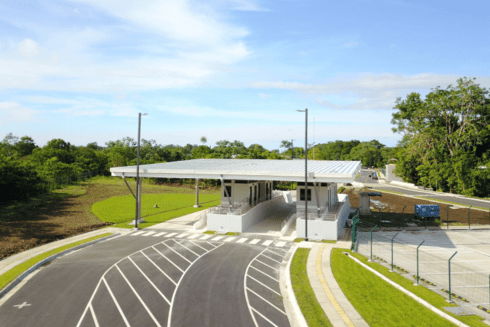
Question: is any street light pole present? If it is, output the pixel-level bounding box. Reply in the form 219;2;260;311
134;112;148;230
297;108;308;241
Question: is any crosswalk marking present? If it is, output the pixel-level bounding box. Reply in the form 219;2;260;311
187;234;200;239
237;238;248;243
165;232;178;238
176;233;189;238
224;237;236;242
274;241;286;247
211;236;224;241
131;231;145;236
249;239;260;245
262;240;273;246
153;232;166;237
142;231;155;236
199;235;212;240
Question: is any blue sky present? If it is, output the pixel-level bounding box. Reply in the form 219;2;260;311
1;0;489;150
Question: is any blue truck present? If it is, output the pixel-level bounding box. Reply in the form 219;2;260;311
414;204;440;221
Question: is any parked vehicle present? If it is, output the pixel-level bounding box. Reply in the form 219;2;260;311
414;204;440;221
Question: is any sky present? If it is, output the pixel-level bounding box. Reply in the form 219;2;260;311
1;0;489;151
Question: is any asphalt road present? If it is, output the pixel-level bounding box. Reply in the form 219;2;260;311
355;169;490;209
0;232;291;327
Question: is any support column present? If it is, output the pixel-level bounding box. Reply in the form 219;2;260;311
194;178;201;208
138;178;143;223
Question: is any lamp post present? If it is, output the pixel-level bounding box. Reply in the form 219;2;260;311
134;112;148;230
297;108;308;241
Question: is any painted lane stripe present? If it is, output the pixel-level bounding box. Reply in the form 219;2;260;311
176;233;188;238
150;246;184;273
251;307;279;327
165;232;178;238
89;304;100;327
153;232;166;237
115;265;162;327
161;242;193;264
247;275;281;296
211;236;224;241
173;240;200;257
142;231;156;236
132;254;176;290
262;240;273;246
199;235;212;240
274;241;286;247
260;254;282;264
102;277;131;327
185;240;208;252
167;243;224;327
244;248;267;327
131;231;145;236
249;239;261;245
77;278;104;326
265;249;286;258
187;234;200;239
206;242;218;248
254;259;279;271
237;238;249;243
246;287;286;315
249;266;278;282
224;237;236;242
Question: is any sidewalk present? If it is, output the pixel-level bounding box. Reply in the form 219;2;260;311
304;241;368;327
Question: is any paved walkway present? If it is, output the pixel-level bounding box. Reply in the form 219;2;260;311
303;241;369;327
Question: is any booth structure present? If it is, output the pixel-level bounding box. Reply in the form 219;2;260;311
110;159;361;240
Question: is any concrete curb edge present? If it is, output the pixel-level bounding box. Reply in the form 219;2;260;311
280;244;308;327
346;252;471;327
0;233;120;300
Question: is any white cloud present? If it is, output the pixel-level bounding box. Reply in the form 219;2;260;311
343;41;358;48
258;93;271;99
0;101;38;124
18;38;39;57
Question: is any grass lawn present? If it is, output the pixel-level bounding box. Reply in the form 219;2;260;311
290;248;333;327
92;193;220;228
331;248;487;327
0;233;113;291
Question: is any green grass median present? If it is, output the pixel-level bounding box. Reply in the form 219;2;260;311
290;248;333;327
331;248;487;327
0;233;113;291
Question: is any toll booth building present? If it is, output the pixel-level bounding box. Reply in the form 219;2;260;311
110;159;361;241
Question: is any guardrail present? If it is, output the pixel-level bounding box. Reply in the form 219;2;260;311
193;207;216;230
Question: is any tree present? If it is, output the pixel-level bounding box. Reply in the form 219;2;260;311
200;136;207;145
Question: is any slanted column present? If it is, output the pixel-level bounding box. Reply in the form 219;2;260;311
194;178;201;208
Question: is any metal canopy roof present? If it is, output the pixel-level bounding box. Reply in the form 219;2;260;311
110;159;362;183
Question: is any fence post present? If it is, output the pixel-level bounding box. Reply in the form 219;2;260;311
468;205;472;229
448;251;458;302
391;232;400;272
370;225;377;262
416;240;425;285
488;274;490;308
447;205;451;230
401;206;406;229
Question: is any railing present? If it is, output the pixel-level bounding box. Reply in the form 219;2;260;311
193;207;216;230
280;211;298;236
208;197;251;215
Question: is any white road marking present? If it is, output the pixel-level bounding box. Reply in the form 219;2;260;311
89;304;100;327
274;241;286;247
153;232;166;237
237;238;249;243
206;242;218;248
262;240;273;246
161;242;193;264
102;277;131;327
261;254;282;264
173;240;200;257
224;237;236;242
249;239;260;244
186;240;208;251
244;248;267;327
255;259;279;271
13;302;30;309
165;232;178;238
142;231;156;236
131;231;145;236
176;233;188;238
249;266;279;281
115;265;162;327
247;287;286;315
247;275;282;296
187;234;200;239
251;307;279;327
150;246;185;273
199;235;212;240
211;236;224;241
135;253;177;286
265;249;286;258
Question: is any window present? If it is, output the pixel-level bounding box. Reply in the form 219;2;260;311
300;188;311;201
223;186;232;197
249;187;252;205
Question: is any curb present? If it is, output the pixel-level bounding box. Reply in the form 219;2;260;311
279;244;308;327
0;233;120;300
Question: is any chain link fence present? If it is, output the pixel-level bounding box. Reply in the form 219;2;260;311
353;226;490;311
